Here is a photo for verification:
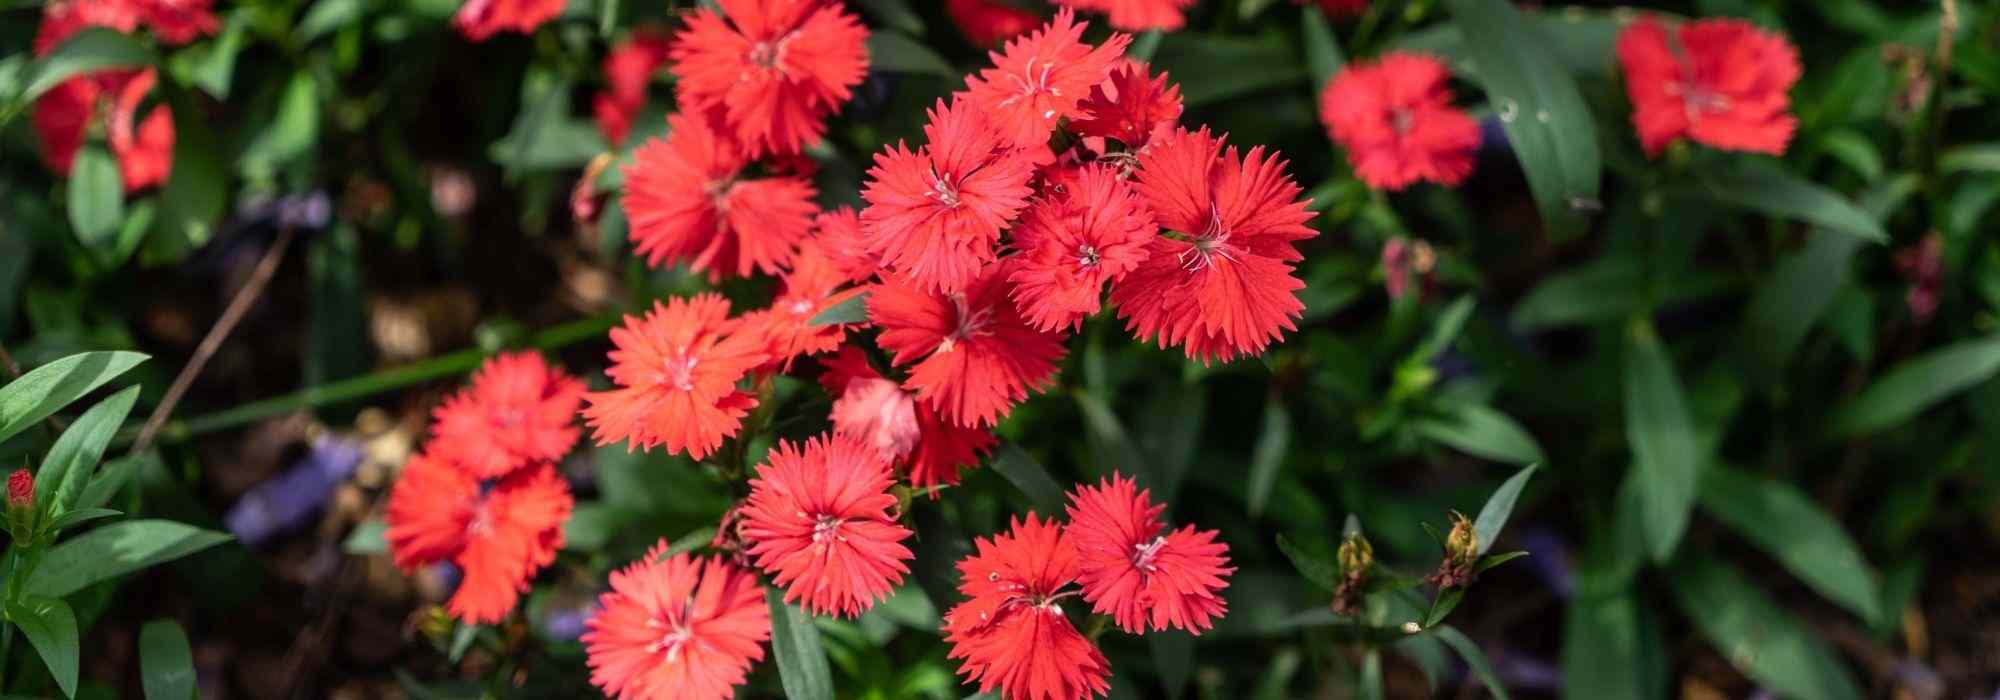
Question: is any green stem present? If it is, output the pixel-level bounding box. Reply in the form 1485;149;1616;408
116;312;619;448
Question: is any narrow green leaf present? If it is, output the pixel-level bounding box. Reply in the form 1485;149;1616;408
179;10;248;98
80;451;152;511
1275;534;1339;593
139;619;195;700
295;0;365;42
1941;142;2000;173
598;0;620;36
1128;30;1164;62
1423;589;1464;628
1416;402;1546;465
1624;321;1700;562
1358;650;1383;700
1471;464;1536;555
1669;556;1862;700
1512;257;1734;330
27;519;233;598
1829;334;2000;436
10;595;79;698
1688;162;1887;243
1443;0;1600;238
0;352;148;444
1245;396;1291;516
1475;551;1530;573
767;588;835;700
36;386;141;520
1150;33;1307;106
1700;467;1883;625
66;144;123;250
866;32;955;78
1411;295;1475;362
20;28;152;104
447;624;478;663
1816;129;1883;181
1072;392;1150;488
852;0;924;35
1136;381;1205;506
988;443;1065;515
153;80;226;258
1561;593;1666;700
1434;626;1509;700
343;520;388;554
1238;0;1281;20
1149;631;1195;700
809;292;869;326
44;508;121;533
237;72;320;178
1296;5;1344;87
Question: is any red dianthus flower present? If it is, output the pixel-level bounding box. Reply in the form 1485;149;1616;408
1111;127;1317;364
1065;475;1232;634
33;0;215;54
809;206;880;285
740;241;868;368
944;514;1111;700
584;545;771;700
386;454;572;624
429;352;585;479
1300;0;1368;18
34;69;174;193
1616;16;1800;157
453;0;566;41
861;99;1037;294
964;9;1130;148
1319;52;1480;191
1008;163;1159;331
1053;0;1193;32
1071;62;1184;153
819;347;996;489
945;0;1043;49
870;264;1067;428
623;111;817;279
669;0;869;157
738;433;915;617
583;294;769;460
593;32;672;146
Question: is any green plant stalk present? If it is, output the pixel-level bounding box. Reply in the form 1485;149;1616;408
116;312;619;447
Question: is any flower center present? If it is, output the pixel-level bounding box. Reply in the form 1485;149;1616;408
1177;208;1237;272
644;617;696;661
1131;535;1169;572
662;350;700;391
1076;244;1101;269
1668;81;1731;117
936;295;994;353
746;33;795;70
1001;56;1062;119
926;168;962;208
811;515;844;544
1389;107;1415;134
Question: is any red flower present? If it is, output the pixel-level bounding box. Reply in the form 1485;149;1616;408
593;32;672;145
1110;127;1317;364
861;98;1037;294
429;352;585;479
810;206;880;286
583;294;769;460
739;241;868;368
943;514;1110;700
7;470;33;510
964;9;1130;148
945;0;1043;49
669;0;870;157
1616;17;1800;157
623;111;817;279
1007;163;1159;331
33;0;215;54
1319;52;1480;191
1299;0;1367;18
1071;62;1184;153
132;0;218;44
1054;0;1193;32
819;347;996;489
453;0;566;41
386;454;572;623
1066;475;1232;634
34;69;175;193
584;545;771;700
870;264;1067;428
738;433;915;617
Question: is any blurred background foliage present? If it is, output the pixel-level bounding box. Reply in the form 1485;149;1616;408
3;0;2000;697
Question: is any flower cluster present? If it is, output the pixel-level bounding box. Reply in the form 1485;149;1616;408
944;476;1232;700
30;0;219;195
385;352;581;623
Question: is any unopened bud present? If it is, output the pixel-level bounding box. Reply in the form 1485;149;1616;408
1445;511;1478;564
7;469;32;510
1338;533;1374;577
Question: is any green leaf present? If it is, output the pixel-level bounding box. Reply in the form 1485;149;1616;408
1471;464;1536;555
1434;626;1508;700
1149;631;1195;700
178;9;249;98
1416;402;1546;465
27;519;233;598
1127;31;1163;62
1475;550;1530;573
1151;33;1308;106
1275;534;1339;593
988;443;1065;515
447;623;478;663
10;595;79;698
809;292;869;326
1700;467;1883;625
1136;381;1205;506
238;72;320;178
1238;0;1281;20
0;352;148;445
1669;556;1862;700
1423;588;1465;628
66;144;124;251
1624;321;1700;562
153;80;226;259
866;32;955;78
1686;161;1887;244
1245;396;1291;517
1829;334;2000;437
1816;129;1883;181
45;508;121;533
852;0;924;35
1443;0;1600;238
1512;256;1734;329
1296;5;1344;86
1358;650;1383;700
139;620;195;700
1561;593;1666;700
295;0;365;42
1411;295;1475;363
1072;391;1150;489
19;28;153;105
343;520;388;554
80;452;152;511
767;588;835;700
1941;142;2000;173
35;386;141;520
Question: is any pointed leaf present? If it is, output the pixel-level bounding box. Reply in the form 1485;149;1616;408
866;32;954;78
1275;534;1339;593
45;508;122;533
1624;321;1700;562
10;595;79;698
1417;402;1546;465
80;451;152;511
1149;630;1195;700
808;292;869;326
1561;593;1666;700
988;443;1064;515
66;144;124;250
0;352;148;444
768;588;835;700
1072;392;1150;489
1246;396;1292;516
343;520;388;554
36;386;141;520
1472;464;1536;556
1434;626;1509;700
20;28;153;104
1300;5;1344;87
1829;334;2000;437
139;619;195;700
1700;467;1883;625
1687;161;1886;243
27;519;233;598
852;0;924;35
1669;556;1862;700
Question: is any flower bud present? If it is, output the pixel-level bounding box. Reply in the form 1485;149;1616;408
1338;532;1374;578
1444;511;1478;565
7;469;33;510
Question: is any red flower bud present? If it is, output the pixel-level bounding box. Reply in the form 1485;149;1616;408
7;469;32;510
